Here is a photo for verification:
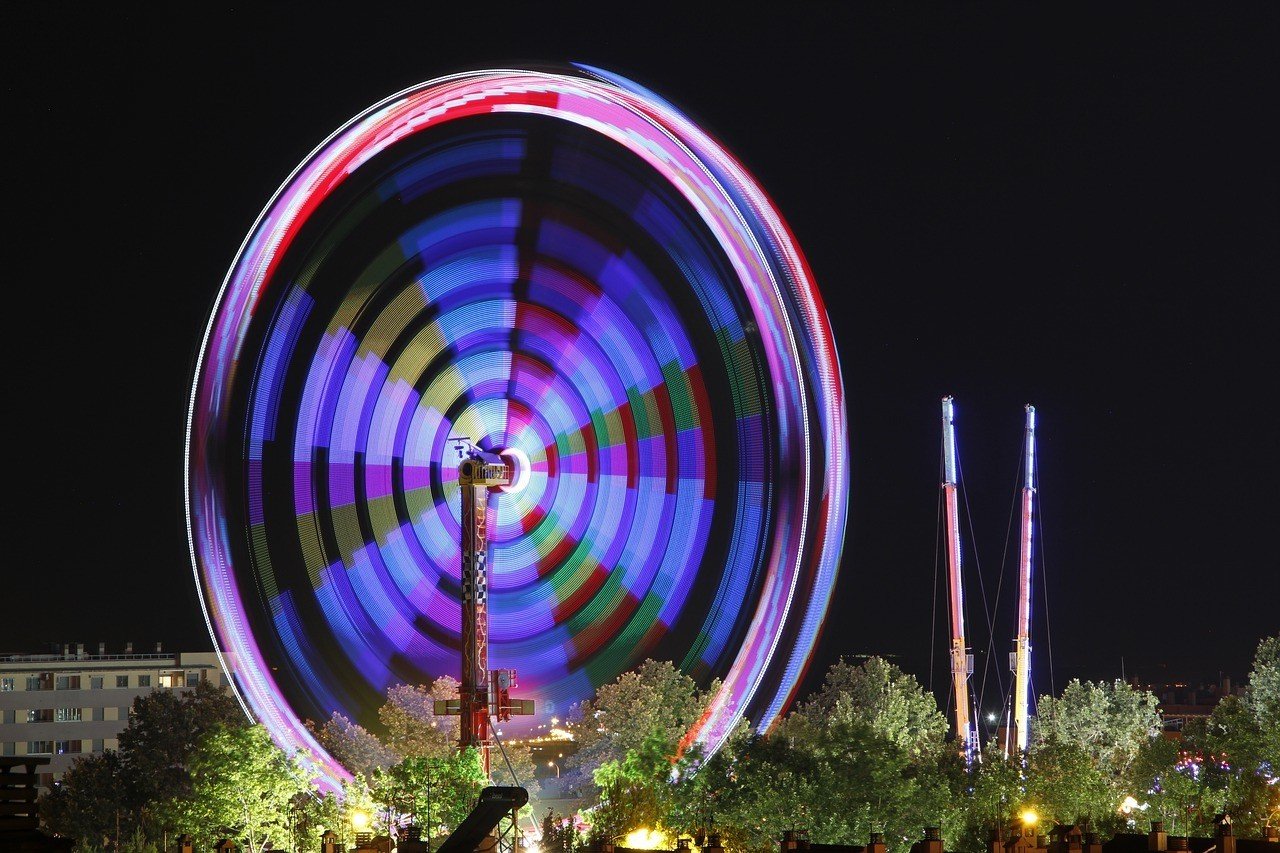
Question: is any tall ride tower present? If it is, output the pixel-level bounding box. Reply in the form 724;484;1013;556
1012;405;1037;753
438;440;534;776
941;396;977;764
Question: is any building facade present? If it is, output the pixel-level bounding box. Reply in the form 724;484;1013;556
0;645;232;788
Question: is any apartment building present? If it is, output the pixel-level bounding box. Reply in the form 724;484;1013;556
0;643;232;788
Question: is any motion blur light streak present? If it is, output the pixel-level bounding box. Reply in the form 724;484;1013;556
186;66;847;787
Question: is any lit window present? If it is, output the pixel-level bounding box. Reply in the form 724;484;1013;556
54;708;82;722
27;709;53;723
55;740;81;755
1;678;13;692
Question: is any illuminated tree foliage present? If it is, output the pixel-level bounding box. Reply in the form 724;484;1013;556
1033;679;1161;782
567;660;718;841
1124;728;1227;838
157;724;313;853
803;657;949;757
38;638;1278;851
117;680;247;830
372;750;487;843
1200;635;1279;835
378;676;462;760
568;659;715;779
683;657;957;853
41;681;246;845
308;711;398;778
955;747;1024;852
1024;739;1116;831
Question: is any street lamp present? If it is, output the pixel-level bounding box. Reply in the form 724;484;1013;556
548;760;559;778
351;809;372;849
1019;809;1038;840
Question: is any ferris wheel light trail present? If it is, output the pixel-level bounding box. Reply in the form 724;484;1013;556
186;66;848;788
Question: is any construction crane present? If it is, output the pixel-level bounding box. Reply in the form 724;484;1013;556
940;396;977;764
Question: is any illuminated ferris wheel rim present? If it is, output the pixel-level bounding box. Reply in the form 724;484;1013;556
185;64;848;785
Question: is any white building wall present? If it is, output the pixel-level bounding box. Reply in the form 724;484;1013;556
0;649;232;789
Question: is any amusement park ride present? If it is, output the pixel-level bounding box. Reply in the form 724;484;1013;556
187;64;847;807
940;397;1040;763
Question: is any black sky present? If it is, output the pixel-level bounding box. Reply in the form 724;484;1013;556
5;5;1277;714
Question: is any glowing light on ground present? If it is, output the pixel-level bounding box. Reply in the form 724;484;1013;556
623;828;670;850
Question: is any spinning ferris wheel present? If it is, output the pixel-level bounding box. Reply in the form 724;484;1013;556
186;65;848;787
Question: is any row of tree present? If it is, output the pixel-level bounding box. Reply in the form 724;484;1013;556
40;635;1276;853
40;682;315;853
551;636;1278;853
40;677;532;852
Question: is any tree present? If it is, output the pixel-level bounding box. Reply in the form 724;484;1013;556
566;660;718;837
590;732;681;840
1032;679;1161;781
1241;635;1279;772
687;658;955;853
379;677;461;760
1126;729;1227;838
373;750;487;844
798;656;949;758
567;660;715;780
159;723;313;853
541;808;579;853
309;711;398;778
40;680;246;846
116;679;247;832
290;787;344;853
489;738;541;805
39;750;128;847
1198;635;1280;835
957;747;1024;853
1025;739;1117;832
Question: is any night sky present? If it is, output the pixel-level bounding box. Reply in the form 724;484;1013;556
6;6;1277;717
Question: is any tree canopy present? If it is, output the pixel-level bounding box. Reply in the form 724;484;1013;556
158;724;313;853
1033;679;1161;780
37;637;1278;852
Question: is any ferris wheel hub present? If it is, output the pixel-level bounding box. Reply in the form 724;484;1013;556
494;446;531;495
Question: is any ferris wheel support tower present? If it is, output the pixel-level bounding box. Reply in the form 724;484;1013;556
438;440;534;778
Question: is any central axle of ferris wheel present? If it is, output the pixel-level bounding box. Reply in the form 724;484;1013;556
441;438;533;778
